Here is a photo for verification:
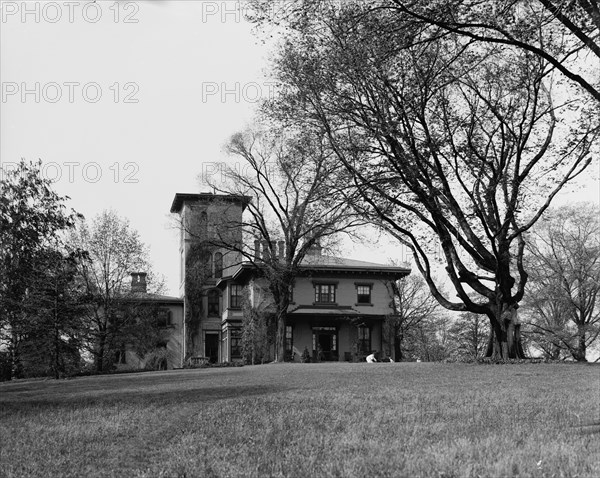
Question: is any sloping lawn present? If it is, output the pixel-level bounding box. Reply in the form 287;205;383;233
1;363;598;477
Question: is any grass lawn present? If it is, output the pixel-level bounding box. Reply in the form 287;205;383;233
1;363;599;478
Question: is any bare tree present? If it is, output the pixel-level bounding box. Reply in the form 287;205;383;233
386;0;600;104
447;312;490;360
385;275;442;360
523;203;600;361
255;0;597;359
206;127;362;361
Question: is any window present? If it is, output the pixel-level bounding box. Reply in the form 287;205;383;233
285;325;293;353
230;329;242;359
205;253;213;278
214;252;223;278
357;326;371;354
356;285;372;304
315;284;336;303
230;284;243;309
207;290;220;317
156;308;172;327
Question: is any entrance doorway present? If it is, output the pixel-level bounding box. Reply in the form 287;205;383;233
205;332;219;363
313;327;338;361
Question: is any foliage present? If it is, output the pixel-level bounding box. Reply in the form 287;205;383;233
69;210;159;372
183;242;213;359
241;286;274;364
14;249;87;379
523;203;600;361
252;0;598;359
300;346;311;363
0;159;81;379
144;345;170;371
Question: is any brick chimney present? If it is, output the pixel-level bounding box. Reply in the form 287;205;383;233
254;239;261;260
261;240;270;259
307;241;322;256
131;272;147;293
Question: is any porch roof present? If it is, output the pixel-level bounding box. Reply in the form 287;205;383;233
290;307;361;315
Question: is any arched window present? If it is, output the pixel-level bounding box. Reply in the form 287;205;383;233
207;289;220;317
214;252;223;278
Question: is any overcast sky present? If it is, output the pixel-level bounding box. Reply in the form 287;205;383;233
2;0;598;296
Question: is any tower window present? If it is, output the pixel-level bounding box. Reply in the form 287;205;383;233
207;290;220;317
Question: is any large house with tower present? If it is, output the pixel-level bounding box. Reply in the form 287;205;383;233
120;192;409;369
165;192;410;367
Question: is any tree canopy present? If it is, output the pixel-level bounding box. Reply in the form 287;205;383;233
206;127;362;361
524;203;600;361
250;0;598;359
0;160;81;379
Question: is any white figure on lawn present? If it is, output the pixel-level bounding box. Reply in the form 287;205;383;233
366;352;377;363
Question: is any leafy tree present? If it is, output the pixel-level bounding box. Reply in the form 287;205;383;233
241;287;274;364
523;203;600;361
384;275;442;360
0;160;81;379
252;0;598;359
206;127;362;361
17;249;86;378
183;242;213;359
70;210;160;372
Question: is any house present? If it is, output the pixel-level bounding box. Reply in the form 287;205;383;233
114;272;184;370
170;192;410;365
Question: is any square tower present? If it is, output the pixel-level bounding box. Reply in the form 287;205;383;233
170;193;250;362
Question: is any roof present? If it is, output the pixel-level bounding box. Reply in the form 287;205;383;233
220;255;410;285
170;193;252;213
300;255;410;273
125;292;184;304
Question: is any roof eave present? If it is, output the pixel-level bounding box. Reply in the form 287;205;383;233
170;193;252;213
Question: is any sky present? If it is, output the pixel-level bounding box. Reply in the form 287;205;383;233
1;0;599;297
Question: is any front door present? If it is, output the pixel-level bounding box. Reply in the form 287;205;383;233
313;327;338;361
205;333;219;363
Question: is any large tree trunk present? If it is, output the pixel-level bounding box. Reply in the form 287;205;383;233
272;283;291;363
571;325;587;362
274;309;286;362
485;306;526;360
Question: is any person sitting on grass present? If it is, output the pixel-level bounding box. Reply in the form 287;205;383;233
366;352;377;363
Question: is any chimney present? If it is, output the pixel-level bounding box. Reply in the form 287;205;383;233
261;240;270;259
254;239;260;260
131;272;147;293
307;241;322;256
278;240;285;260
